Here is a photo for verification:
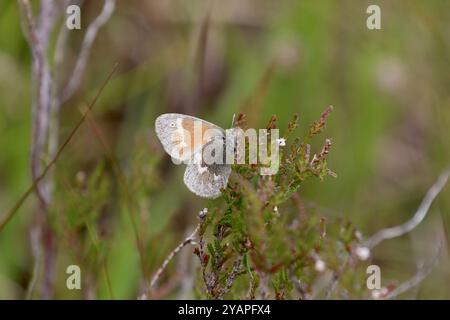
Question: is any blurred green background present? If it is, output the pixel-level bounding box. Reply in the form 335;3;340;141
0;0;449;299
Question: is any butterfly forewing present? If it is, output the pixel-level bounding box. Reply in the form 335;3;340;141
155;113;225;162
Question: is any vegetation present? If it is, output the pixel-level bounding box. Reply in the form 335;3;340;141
0;1;449;299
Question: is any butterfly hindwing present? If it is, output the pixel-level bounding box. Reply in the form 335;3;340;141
183;163;231;199
183;137;231;198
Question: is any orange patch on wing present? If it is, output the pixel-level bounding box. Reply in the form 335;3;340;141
179;119;219;158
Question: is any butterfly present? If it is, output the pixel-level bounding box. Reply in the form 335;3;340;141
155;113;240;199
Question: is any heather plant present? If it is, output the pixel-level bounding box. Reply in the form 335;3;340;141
146;107;373;299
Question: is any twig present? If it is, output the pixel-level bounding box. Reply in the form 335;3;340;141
365;168;450;248
25;225;43;299
324;273;339;300
18;0;116;298
18;0;62;298
41;223;56;299
18;0;56;208
324;255;350;300
216;254;244;299
50;0;72;160
61;0;116;103
289;270;308;299
0;63;119;233
384;241;442;299
246;273;259;300
256;273;269;300
148;223;201;292
53;5;70;76
151;243;195;299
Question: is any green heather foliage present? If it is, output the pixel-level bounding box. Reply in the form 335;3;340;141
190;109;365;299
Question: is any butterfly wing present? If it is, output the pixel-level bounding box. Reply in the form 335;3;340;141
155;113;225;161
183;137;231;198
183;163;231;199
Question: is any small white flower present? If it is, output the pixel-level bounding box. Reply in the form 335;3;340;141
314;259;326;272
371;287;388;300
354;246;371;261
273;206;280;217
276;138;286;146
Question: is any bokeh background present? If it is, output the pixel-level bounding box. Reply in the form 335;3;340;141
0;0;449;299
